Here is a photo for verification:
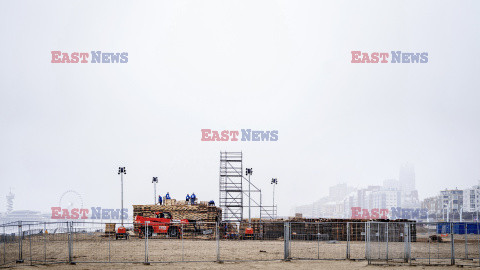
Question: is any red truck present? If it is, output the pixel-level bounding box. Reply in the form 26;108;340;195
134;212;195;238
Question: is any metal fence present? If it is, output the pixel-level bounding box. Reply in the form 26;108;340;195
1;221;480;267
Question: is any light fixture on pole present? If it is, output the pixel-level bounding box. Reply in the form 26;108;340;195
152;177;158;205
118;167;126;227
245;168;253;223
271;178;278;219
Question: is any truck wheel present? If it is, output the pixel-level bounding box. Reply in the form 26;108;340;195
168;227;179;238
140;227;152;238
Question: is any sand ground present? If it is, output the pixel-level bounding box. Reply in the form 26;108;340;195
9;260;476;270
2;233;480;269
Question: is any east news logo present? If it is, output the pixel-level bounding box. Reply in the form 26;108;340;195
351;51;428;63
201;129;278;141
51;51;128;63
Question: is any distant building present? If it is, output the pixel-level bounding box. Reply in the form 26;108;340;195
329;183;348;201
0;210;48;224
370;189;402;210
399;163;416;195
440;188;463;221
463;183;480;213
383;179;401;190
421;196;441;220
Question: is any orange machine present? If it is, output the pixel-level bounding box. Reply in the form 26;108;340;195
116;226;129;240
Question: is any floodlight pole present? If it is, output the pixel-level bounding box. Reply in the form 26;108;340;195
246;168;253;223
118;167;126;227
152;177;158;205
121;171;124;226
273;182;276;218
271;178;278;219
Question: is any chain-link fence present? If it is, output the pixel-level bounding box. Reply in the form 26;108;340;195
2;221;480;267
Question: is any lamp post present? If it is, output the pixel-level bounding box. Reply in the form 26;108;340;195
271;178;278;219
118;167;126;227
152;177;158;205
245;168;253;223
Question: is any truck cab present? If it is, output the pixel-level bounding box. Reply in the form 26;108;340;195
134;212;189;238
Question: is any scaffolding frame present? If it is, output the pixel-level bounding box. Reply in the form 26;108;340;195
219;152;244;222
219;151;276;223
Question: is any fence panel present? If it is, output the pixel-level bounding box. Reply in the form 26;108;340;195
410;222;450;265
347;222;366;260
106;223;144;263
44;221;70;263
145;221;217;263
218;221;284;262
70;221;113;263
26;222;47;264
367;222;411;265
6;220;480;267
1;223;20;267
453;222;480;266
289;222;348;260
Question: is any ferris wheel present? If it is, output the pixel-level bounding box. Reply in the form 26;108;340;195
59;190;84;210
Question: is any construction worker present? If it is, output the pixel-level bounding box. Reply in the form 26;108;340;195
190;193;196;205
158;195;163;205
165;192;171;200
186;194;190;202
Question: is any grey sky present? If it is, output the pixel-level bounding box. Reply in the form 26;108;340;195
1;0;479;216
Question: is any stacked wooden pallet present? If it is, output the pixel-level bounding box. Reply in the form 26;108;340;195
104;223;116;236
132;203;221;233
235;218;416;242
133;204;221;222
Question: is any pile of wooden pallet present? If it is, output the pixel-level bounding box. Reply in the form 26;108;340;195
104;223;116;237
132;202;221;234
235;218;416;242
133;203;221;222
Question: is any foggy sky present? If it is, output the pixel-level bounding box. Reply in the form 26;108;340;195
0;0;479;216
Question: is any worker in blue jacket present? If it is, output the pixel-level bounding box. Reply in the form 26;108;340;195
165;192;171;200
158;195;162;205
190;193;196;205
186;194;190;203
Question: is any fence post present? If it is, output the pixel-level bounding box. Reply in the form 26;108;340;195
284;222;290;261
465;222;468;260
181;223;185;262
477;222;479;267
317;223;320;260
108;223;111;263
43;223;46;263
386;223;389;262
28;225;32;265
408;223;412;265
68;221;74;265
451;222;455;265
216;222;220;262
3;225;6;265
403;223;408;263
17;221;23;263
144;221;149;265
346;222;350;259
365;222;369;264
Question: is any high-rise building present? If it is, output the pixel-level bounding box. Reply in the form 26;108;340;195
370;189;402;209
463;183;480;213
383;179;401;190
329;183;348;201
399;163;416;195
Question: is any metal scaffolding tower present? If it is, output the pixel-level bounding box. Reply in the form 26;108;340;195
219;151;276;223
219;152;244;222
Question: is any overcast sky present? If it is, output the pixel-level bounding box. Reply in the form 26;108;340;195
1;0;479;216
